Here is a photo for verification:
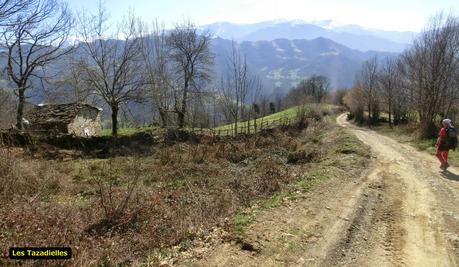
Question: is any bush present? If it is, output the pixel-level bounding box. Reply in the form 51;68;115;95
1;119;344;265
305;108;323;121
287;149;320;164
0;149;61;200
226;144;251;163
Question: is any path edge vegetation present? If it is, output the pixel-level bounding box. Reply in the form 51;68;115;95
166;112;371;265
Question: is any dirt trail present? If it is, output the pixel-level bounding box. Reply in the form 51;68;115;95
331;114;459;266
178;115;459;267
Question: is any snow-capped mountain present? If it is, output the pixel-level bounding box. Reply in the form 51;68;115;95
201;20;417;52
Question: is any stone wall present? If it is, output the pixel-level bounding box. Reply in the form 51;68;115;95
67;107;102;137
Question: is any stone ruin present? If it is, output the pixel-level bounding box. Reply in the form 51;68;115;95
25;103;102;137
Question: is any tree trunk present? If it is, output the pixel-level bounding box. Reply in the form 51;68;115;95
388;103;392;128
111;105;119;137
159;108;167;128
419;117;437;139
247;113;250;134
178;81;188;129
177;111;185;129
234;100;239;136
367;103;371;126
16;87;25;129
393;106;400;125
372;102;379;125
234;116;238;136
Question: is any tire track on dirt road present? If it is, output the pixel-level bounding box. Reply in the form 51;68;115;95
334;114;458;267
177;115;459;267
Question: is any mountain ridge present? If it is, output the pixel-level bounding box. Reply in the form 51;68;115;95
211;36;396;94
201;20;417;52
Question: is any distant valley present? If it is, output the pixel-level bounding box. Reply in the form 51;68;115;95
211;37;396;94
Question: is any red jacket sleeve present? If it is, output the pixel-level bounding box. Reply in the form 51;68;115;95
439;128;447;141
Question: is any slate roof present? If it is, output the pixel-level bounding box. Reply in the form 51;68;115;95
26;103;101;126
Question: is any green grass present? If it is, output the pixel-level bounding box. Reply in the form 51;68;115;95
296;167;335;192
233;212;254;234
101;127;147;136
100;104;339;137
231;191;298;234
215;106;298;132
215;104;338;134
229;123;369;236
334;132;369;157
100;126;163;137
261;191;296;209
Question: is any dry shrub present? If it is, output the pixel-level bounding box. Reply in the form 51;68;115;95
1;201;85;266
189;145;212;164
306;108;323;121
255;135;276;148
226;144;251;163
215;143;227;159
164;129;192;143
287;148;321;164
191;148;206;164
85;158;142;235
1;120;332;265
257;164;283;193
196;134;217;145
0;149;61;200
301;119;329;142
253;160;291;196
130;184;239;255
157;146;183;165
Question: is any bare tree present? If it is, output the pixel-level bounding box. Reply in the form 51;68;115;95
44;57;95;104
359;57;379;124
167;21;213;128
0;0;33;25
219;41;250;135
378;58;399;127
332;88;348;106
390;60;411;125
187;89;212;129
248;75;263;132
400;14;459;137
301;75;331;103
2;0;73;129
78;4;145;137
138;20;173;127
343;83;366;124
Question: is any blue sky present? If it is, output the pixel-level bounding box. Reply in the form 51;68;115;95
68;0;459;31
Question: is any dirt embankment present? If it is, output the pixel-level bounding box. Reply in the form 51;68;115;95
178;114;459;267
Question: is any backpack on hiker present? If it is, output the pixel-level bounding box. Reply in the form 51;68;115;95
446;127;458;150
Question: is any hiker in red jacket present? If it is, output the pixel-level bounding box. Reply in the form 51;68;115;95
436;119;453;170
